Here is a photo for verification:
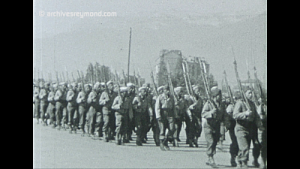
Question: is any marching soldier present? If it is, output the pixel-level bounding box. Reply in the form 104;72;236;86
86;82;101;137
132;87;153;146
76;84;91;135
202;87;227;168
54;82;68;130
34;82;40;124
111;86;130;145
47;83;57;128
257;96;267;169
99;81;117;142
186;85;204;147
39;81;50;126
150;86;164;146
66;82;78;133
126;83;135;141
225;92;239;167
93;82;106;138
172;86;188;147
155;85;175;151
233;88;264;169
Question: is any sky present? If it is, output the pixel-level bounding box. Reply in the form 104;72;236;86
33;0;267;88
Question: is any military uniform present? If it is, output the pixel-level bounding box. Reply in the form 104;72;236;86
54;83;68;130
126;83;135;142
257;102;267;169
99;81;117;141
202;87;227;167
47;83;56;127
76;84;90;134
86;82;101;137
132;87;153;146
233;94;264;168
155;87;175;151
39;82;49;125
33;85;40;123
111;87;130;145
66;83;78;133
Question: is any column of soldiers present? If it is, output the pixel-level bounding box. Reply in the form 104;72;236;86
33;77;267;169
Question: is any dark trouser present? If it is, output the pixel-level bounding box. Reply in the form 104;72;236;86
47;103;56;125
189;116;202;142
251;126;261;160
157;116;175;141
40;101;48;123
173;117;182;140
78;104;86;131
61;104;68;128
152;117;160;145
102;106;111;138
235;123;253;163
109;110;116;137
115;112;125;143
95;111;103;136
34;100;40;120
258;121;267;167
67;102;76;129
86;106;97;135
135;113;147;142
55;102;63;127
204;122;220;157
123;110;130;141
229;121;239;157
220;122;226;141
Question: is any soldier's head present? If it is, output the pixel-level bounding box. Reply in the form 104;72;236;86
93;82;101;92
157;86;164;95
84;84;91;92
243;86;252;100
45;82;50;90
77;83;82;92
100;82;106;92
127;83;135;95
113;84;119;93
174;87;184;98
120;87;128;97
163;85;170;96
107;81;114;91
39;81;44;88
138;87;147;97
59;82;67;91
211;87;221;102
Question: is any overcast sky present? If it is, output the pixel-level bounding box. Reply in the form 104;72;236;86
33;0;267;87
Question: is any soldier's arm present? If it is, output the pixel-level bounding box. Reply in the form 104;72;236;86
132;96;139;110
34;88;39;97
155;96;161;119
66;90;74;102
76;92;84;104
54;90;62;101
99;92;108;105
233;101;248;120
87;92;96;104
148;101;153;120
111;96;121;110
201;102;215;119
48;92;54;101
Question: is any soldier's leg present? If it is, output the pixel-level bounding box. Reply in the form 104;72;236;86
102;107;110;141
165;117;175;149
135;115;142;145
251;128;261;167
55;102;62;130
152;118;160;146
72;108;78;133
67;103;74;131
188;119;196;147
61;104;68;129
49;104;56;127
194;117;202;147
39;102;46;125
229;127;239;167
157;117;167;151
109;110;116;139
185;116;191;144
173;118;180;147
35;101;40;123
78;105;86;134
115;112;122;145
258;129;267;169
88;108;97;136
95;111;103;137
219;122;226;143
123;111;129;143
235;127;251;167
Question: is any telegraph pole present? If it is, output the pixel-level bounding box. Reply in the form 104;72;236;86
127;27;132;83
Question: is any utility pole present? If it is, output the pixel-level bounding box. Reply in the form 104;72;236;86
127;27;132;83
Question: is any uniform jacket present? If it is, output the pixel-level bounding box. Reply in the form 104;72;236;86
76;91;88;106
233;99;262;129
99;90;117;109
132;95;153;117
66;89;77;105
155;93;175;119
47;91;55;105
174;97;188;119
87;90;101;109
202;100;227;128
187;96;204;119
111;95;132;115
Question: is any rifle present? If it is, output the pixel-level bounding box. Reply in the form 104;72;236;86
149;61;158;96
56;71;59;84
115;70;121;97
223;70;234;104
254;66;266;104
77;70;85;93
71;72;76;82
62;72;66;82
122;69;127;86
197;57;215;109
232;48;251;110
166;62;178;103
246;60;258;106
182;61;191;96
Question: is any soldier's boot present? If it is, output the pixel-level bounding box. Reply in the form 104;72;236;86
230;155;237;167
242;161;248;169
52;123;56;128
73;127;77;134
163;139;170;151
188;139;194;147
206;156;217;168
159;139;166;151
236;161;243;169
136;136;142;146
104;132;109;142
194;137;199;147
252;158;260;168
81;125;86;137
173;139;179;147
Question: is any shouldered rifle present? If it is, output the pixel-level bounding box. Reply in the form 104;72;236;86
166;62;178;103
149;61;158;96
77;70;85;93
223;70;234;104
115;70;121;97
254;66;266;104
71;72;76;82
122;69;127;86
56;71;59;84
232;48;251;110
197;57;215;109
246;60;258;106
182;62;191;96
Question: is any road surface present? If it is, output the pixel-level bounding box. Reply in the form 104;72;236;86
33;119;260;168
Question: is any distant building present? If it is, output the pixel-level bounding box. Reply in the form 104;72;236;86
154;49;210;87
